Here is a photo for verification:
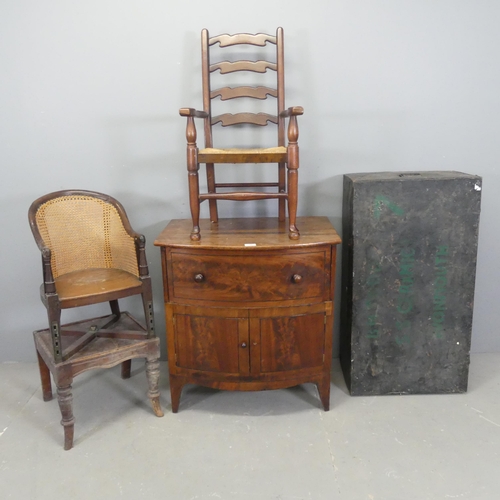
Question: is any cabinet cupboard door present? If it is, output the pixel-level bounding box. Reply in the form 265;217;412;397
251;304;331;374
173;310;249;375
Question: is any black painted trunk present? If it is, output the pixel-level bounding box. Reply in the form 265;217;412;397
340;171;482;395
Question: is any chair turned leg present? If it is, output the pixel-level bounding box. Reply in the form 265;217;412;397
206;162;219;223
145;358;164;417
57;384;75;450
109;299;121;318
278;162;286;221
186;118;201;240
188;169;201;242
287;163;299;240
286;136;300;239
36;351;53;401
121;359;132;379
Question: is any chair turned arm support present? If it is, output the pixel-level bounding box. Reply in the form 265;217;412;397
41;247;56;295
179;109;208;148
134;235;150;278
280;106;304;144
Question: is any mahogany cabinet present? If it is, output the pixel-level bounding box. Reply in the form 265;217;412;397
155;217;341;412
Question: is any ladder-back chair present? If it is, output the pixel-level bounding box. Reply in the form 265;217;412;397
29;190;163;450
180;27;303;241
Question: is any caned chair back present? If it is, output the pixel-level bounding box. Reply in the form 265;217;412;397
29;191;139;279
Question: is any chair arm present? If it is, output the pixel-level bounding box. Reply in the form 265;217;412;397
179;108;209;119
134;234;150;278
41;247;56;295
279;106;304;118
125;227;143;241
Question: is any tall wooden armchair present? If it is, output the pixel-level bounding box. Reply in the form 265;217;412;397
28;190;163;450
180;27;304;241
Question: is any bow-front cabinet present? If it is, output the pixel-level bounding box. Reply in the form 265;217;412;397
155;217;341;412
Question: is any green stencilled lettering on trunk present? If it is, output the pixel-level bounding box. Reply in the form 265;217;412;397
373;195;405;220
364;260;382;339
395;244;415;344
432;246;449;339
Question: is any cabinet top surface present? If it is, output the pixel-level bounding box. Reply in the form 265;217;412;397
154;217;341;250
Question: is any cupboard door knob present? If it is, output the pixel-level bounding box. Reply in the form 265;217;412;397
241;342;247;348
194;273;205;283
292;274;303;284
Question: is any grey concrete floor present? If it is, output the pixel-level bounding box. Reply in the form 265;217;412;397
0;354;499;500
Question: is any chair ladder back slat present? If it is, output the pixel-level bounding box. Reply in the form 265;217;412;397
211;86;278;100
209;33;277;47
211;112;278;127
210;60;276;74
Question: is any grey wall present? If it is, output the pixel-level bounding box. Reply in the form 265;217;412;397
2;0;499;361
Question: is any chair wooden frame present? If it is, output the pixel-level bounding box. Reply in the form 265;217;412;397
28;189;163;449
180;27;303;241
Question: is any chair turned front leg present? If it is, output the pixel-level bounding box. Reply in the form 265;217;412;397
36;351;53;401
145;358;164;417
287;149;300;240
188;168;201;241
57;384;75;450
186;116;201;241
286;114;300;240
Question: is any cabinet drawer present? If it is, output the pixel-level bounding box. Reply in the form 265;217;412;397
169;249;330;303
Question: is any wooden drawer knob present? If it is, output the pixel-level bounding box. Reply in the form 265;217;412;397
241;342;247;348
194;273;205;283
292;274;303;284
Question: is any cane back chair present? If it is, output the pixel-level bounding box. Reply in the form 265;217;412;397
180;27;304;241
28;190;163;450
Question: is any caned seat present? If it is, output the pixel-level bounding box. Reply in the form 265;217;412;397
180;27;303;241
28;190;163;450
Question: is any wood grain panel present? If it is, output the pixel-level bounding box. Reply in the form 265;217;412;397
155;217;342;251
174;314;246;373
258;312;325;373
170;249;327;303
55;269;142;308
